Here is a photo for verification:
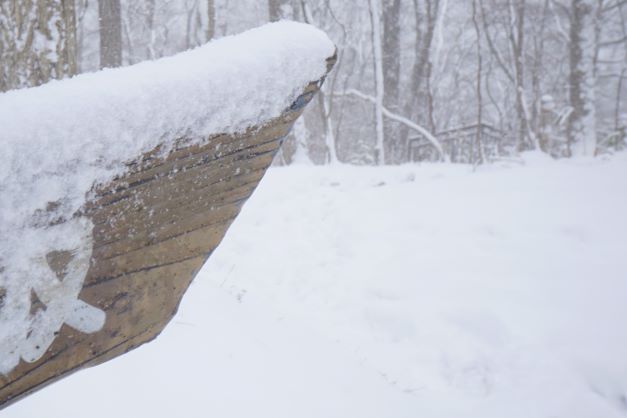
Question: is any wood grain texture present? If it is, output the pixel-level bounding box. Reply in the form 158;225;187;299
0;53;336;409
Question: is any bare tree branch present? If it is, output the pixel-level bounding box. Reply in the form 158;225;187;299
335;89;449;162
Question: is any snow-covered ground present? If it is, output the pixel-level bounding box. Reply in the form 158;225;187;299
6;152;627;417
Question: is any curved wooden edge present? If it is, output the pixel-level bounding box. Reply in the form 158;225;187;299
0;53;336;409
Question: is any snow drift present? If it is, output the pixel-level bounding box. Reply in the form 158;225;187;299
6;154;627;417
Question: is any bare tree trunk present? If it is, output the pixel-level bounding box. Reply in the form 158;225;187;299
184;0;203;48
318;92;338;163
369;0;386;165
0;0;77;92
615;68;626;130
401;0;439;156
510;0;528;152
382;0;401;111
76;0;88;72
479;0;537;152
472;0;485;165
98;0;122;69
425;55;437;135
207;0;215;40
530;0;550;151
567;0;597;156
381;0;402;162
60;0;77;77
300;1;337;163
614;4;627;130
144;0;156;60
268;0;290;21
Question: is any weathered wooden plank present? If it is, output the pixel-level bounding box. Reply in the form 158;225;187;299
0;53;336;409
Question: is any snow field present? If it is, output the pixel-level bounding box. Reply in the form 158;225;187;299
6;152;627;417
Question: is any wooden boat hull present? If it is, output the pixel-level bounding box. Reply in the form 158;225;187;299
0;54;335;408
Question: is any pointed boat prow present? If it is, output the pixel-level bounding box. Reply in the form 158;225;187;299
0;21;336;408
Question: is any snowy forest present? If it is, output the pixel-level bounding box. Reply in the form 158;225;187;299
1;0;625;165
2;2;627;417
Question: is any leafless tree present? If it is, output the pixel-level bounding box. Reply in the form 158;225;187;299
567;0;597;156
98;0;122;68
472;0;486;164
207;0;215;40
268;0;291;21
0;0;77;92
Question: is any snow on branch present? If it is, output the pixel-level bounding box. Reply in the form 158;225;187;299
336;89;449;162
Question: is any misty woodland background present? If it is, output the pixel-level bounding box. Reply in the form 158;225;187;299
0;0;626;165
2;3;627;417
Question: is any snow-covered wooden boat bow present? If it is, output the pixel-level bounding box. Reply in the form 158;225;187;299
0;22;336;408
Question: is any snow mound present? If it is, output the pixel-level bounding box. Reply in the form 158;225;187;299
5;156;627;417
0;21;334;374
0;21;333;228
